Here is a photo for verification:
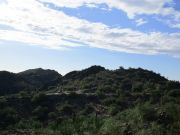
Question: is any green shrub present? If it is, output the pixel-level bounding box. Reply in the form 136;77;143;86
168;89;180;97
33;106;49;121
0;107;18;128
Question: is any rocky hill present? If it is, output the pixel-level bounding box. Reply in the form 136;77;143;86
0;66;180;135
0;68;62;95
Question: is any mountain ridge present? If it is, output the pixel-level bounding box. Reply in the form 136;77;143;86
0;66;180;134
0;65;177;96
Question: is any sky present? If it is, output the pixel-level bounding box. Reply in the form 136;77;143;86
0;0;180;81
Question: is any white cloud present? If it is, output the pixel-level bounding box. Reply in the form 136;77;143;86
41;0;180;28
41;0;177;18
156;17;180;29
172;23;180;29
0;0;180;57
135;18;147;26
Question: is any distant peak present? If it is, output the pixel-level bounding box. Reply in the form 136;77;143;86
86;65;105;71
18;68;61;76
64;65;105;79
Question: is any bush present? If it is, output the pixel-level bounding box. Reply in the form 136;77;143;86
138;102;157;122
59;104;74;116
0;107;18;128
137;123;164;135
16;119;42;129
168;89;180;97
99;118;124;135
31;93;46;104
33;106;49;121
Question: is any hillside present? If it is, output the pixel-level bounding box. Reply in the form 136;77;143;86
0;66;180;135
0;68;62;96
18;68;62;90
0;71;33;95
60;66;168;94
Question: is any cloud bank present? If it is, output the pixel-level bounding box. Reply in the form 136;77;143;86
0;0;180;57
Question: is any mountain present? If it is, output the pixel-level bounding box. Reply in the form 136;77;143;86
60;66;169;94
0;71;33;95
0;66;180;135
18;68;62;89
0;68;62;96
0;66;179;96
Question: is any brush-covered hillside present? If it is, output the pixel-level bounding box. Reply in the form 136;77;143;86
0;66;180;135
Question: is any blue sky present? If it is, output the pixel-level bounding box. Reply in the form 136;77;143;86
0;0;180;81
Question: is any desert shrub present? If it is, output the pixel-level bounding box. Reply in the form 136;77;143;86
138;102;157;122
0;107;19;128
168;89;180;97
16;119;42;129
33;106;49;121
137;122;164;135
99;118;124;135
31;93;46;104
59;104;74;116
